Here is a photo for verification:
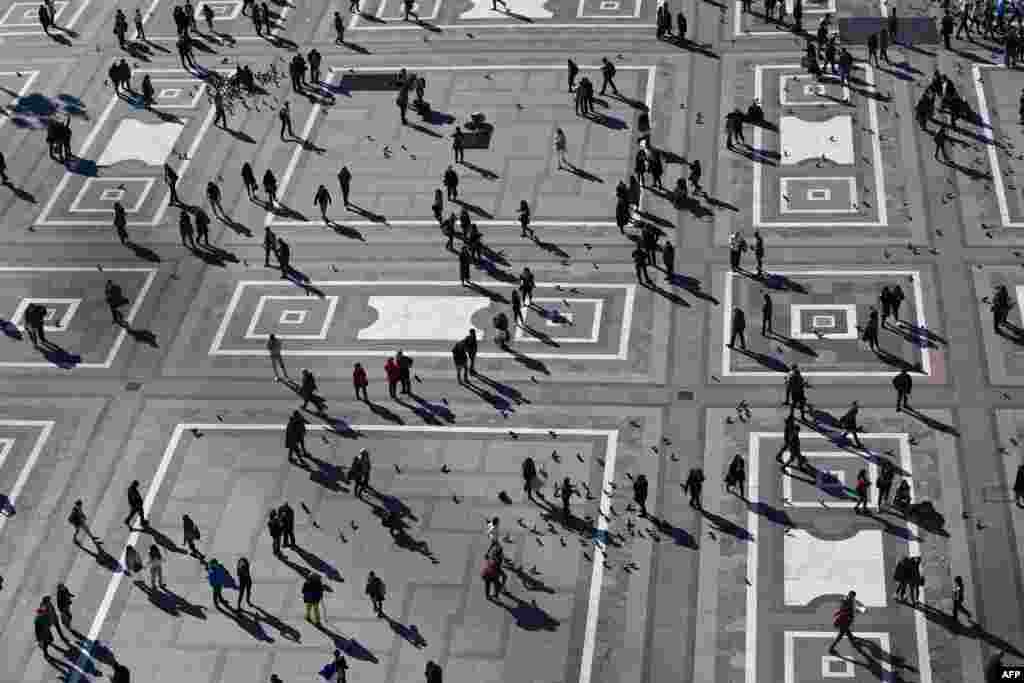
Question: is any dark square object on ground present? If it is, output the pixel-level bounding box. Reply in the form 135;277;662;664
838;17;939;45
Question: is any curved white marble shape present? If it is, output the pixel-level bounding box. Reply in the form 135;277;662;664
780;115;854;166
357;295;488;340
784;528;886;607
97;119;186;168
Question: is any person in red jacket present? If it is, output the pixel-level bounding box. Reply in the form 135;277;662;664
384;357;400;399
352;362;369;401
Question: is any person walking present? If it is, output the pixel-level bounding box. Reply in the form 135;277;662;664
992;285;1012;334
268;509;284;555
303;572;325;625
893;369;912;412
263;169;278;208
459;246;472;285
728;231;745;272
124;480;147;529
632;473;649;517
891;284;905;323
242;162;258;201
366;570;385;616
522;456;539;502
353;362;369;401
867;31;879;66
178;210;195;250
725;454;746;499
69;499;101;548
124;544;143;576
452;126;465;163
558;476;574;518
877;459;896;508
829;591;863;654
443;165;458;202
41;595;69;646
784;365;808;417
355;448;371;498
517;200;532;240
314;184;332;224
207;557;229;608
385;357;400;399
164;162;181;205
194;208;211;247
113;201;128;245
683;467;705;509
426;660;443;683
554;128;568;169
299;368;321;412
893;555;911;601
862;308;880;352
729;307;747;350
236;557;253;608
279;101;294;140
753;231;765;276
633;246;651;286
285;410;308;465
907;557;923;605
55;584;74;636
182;513;202;557
599;57;619;96
853;469;871;514
662;240;675;281
397;350;413;394
148;544;166;590
567;58;579;92
934;124;951;163
267;332;287;380
35;600;55;656
839;401;864;448
325;649;349;683
761;293;773;337
952;576;974;626
1015;463;1024;507
333;10;345;43
464;329;478;375
279;501;296;548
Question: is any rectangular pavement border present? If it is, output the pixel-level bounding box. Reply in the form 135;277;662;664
0;419;54;536
267;64;656;229
69;422;621;683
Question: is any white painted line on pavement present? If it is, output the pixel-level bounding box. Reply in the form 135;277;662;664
0;420;54;536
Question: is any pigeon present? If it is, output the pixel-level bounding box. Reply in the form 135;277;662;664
576;452;584;463
517;517;528;528
97;264;104;272
509;431;519;439
503;532;514;543
338;529;348;543
452;494;461;504
394;464;402;474
549;430;558;439
191;428;203;438
551;450;561;463
216;414;224;422
498;491;512;504
583;551;593;562
708;530;717;540
560;537;567;547
415;374;423;383
670;453;679;462
350;520;359;531
530;376;539;383
536;537;544;546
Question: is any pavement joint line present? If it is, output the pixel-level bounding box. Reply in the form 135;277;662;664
0;266;157;368
70;422;620;683
268;63;655;229
751;64;888;228
972;64;1021;229
208;279;636;360
720;269;932;377
0;420;54;536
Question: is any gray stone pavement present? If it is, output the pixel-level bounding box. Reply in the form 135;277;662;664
1;1;1024;682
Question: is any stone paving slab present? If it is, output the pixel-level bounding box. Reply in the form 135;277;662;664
699;406;976;683
968;265;1024;386
708;265;948;382
31;398;664;683
161;260;671;385
263;64;653;228
715;55;928;246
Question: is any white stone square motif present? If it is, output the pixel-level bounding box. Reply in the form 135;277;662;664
0;1;67;26
790;304;858;340
99;188;125;202
358;295;487;341
782;452;877;508
158;88;182;100
196;0;242;20
780;115;854;166
279;310;307;325
69;178;155;214
784;528;886;607
821;655;855;678
516;298;603;343
97;119;187;167
245;295;339;340
807;188;831;201
811;315;836;329
11;297;81;332
151;79;206;109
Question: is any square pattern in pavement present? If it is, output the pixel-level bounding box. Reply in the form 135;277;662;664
36;71;218;228
265;65;654;228
714;268;944;380
346;0;652;30
0;267;157;368
164;263;670;384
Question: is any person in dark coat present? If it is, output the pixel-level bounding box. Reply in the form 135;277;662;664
1015;463;1024;508
183;513;202;557
279;502;296;548
464;329;478;375
522;457;538;502
302;572;325;625
853;469;871;514
862;308;880;352
459;246;472;285
876;459;896;508
237;557;253;608
285;410;308;465
632;473;649;517
452;341;468;384
366;570;385;616
268;509;283;555
729;307;747;350
683;467;705;509
300;368;321;412
839;401;864;448
397;350;413;394
893;369;912;412
725;454;746;499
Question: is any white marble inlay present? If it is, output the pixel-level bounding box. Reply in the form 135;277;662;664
97;119;185;167
784;529;886;607
459;0;554;19
780;116;854;166
358;296;488;340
